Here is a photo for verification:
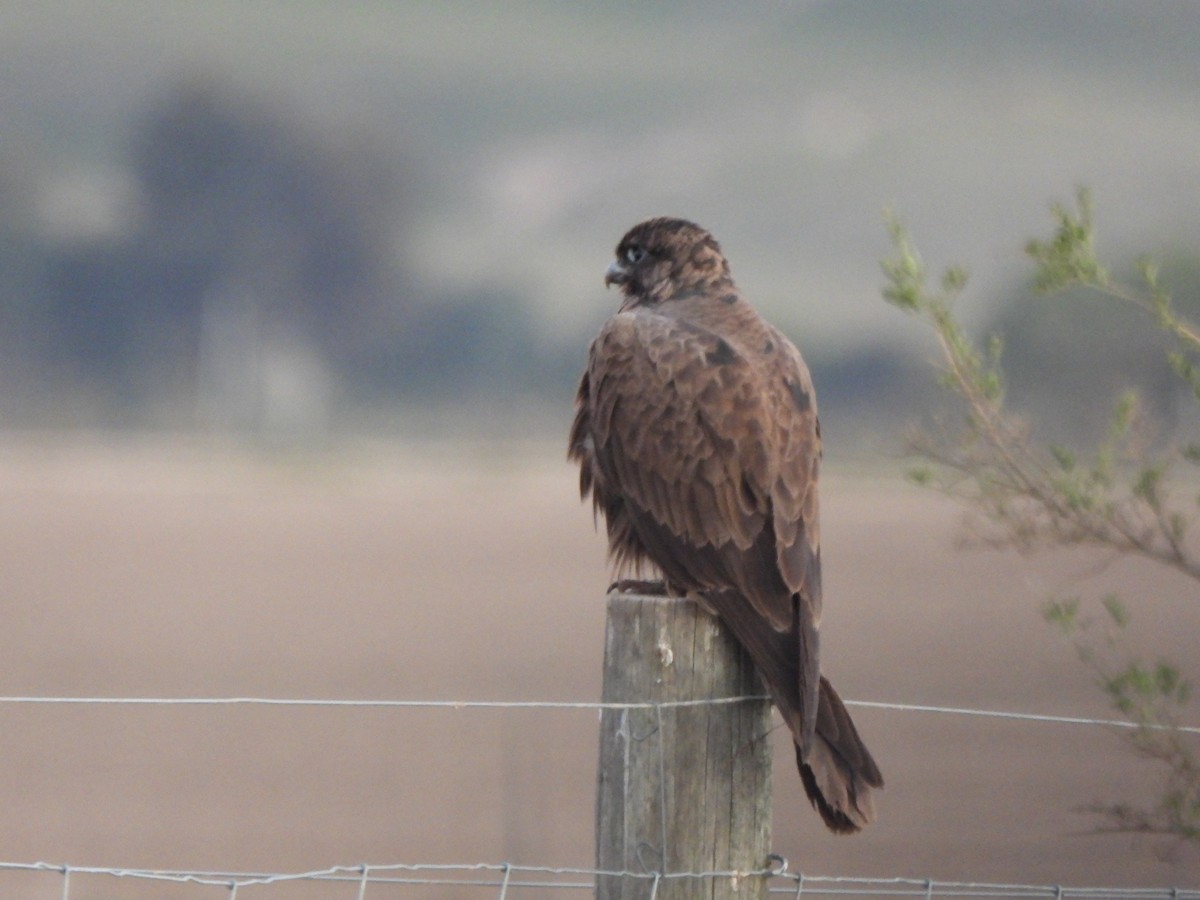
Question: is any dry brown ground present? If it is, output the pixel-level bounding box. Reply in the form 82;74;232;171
0;437;1196;898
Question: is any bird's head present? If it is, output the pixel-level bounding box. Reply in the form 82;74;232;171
605;217;733;308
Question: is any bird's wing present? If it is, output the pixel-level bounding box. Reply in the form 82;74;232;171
762;324;824;625
583;310;822;633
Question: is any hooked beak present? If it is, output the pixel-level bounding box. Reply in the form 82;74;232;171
604;259;629;288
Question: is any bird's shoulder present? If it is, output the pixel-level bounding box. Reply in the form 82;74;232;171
585;300;818;483
589;297;783;374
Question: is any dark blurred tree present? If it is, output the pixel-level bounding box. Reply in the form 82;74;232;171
133;76;406;428
0;147;53;418
40;75;410;430
33;74;565;433
133;76;405;335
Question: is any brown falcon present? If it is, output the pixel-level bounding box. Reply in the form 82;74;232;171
569;217;882;833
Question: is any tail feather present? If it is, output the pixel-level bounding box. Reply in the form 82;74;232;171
699;588;882;833
799;676;882;833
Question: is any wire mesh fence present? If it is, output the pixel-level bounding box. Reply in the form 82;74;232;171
2;694;1197;899
5;860;1199;900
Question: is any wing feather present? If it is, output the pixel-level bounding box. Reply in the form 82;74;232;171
582;310;821;633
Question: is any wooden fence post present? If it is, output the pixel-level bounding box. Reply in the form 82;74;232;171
595;592;773;900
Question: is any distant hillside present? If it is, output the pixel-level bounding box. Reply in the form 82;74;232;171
1;2;1198;439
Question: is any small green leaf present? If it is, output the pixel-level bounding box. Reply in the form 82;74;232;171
1043;597;1081;633
881;212;928;313
1025;188;1108;292
1110;391;1137;438
1137;255;1160;290
1169;512;1188;543
1102;594;1129;629
1154;661;1185;700
1050;445;1076;472
979;370;1004;402
941;265;969;294
986;334;1004;365
907;466;935;487
1133;465;1164;507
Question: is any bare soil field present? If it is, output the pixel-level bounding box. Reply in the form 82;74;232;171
0;437;1196;897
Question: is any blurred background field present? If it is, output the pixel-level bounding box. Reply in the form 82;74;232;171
1;1;1199;894
1;440;1198;895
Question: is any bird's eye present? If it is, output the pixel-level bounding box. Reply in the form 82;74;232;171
624;245;647;264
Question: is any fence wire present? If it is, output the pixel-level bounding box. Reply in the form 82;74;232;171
2;695;1196;898
0;694;1196;735
3;861;1197;899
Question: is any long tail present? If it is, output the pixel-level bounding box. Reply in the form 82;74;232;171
798;675;883;833
701;589;883;833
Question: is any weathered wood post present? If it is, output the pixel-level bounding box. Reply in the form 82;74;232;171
595;592;773;900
